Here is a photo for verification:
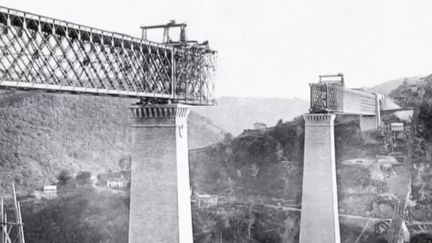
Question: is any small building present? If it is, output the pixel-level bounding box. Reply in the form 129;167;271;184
97;171;129;189
106;174;128;189
390;122;404;132
393;110;414;123
42;185;57;199
376;155;402;170
194;193;219;208
107;179;128;188
253;122;267;131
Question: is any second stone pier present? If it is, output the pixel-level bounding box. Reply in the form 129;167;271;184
300;113;340;243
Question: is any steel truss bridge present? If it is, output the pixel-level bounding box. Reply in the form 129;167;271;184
310;74;379;115
0;6;216;105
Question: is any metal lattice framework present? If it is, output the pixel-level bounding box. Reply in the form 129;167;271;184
310;82;377;115
0;6;216;105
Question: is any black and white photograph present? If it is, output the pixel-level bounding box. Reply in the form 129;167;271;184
0;0;431;242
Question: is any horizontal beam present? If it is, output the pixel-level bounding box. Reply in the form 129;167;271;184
140;23;187;30
0;80;215;105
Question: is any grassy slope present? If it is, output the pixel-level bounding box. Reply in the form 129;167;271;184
0;92;225;194
0;93;132;194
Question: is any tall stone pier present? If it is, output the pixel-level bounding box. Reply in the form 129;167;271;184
128;104;193;243
300;114;340;243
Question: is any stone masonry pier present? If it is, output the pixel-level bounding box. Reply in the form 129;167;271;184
128;104;193;243
300;113;340;243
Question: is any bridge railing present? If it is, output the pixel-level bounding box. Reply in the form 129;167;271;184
310;83;377;115
0;6;216;105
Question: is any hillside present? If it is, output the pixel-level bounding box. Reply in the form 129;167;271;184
188;111;226;150
194;96;308;135
365;76;423;95
15;105;416;243
0;92;225;194
4;74;432;242
189;115;414;242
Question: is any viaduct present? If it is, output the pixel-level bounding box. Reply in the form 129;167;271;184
0;6;400;243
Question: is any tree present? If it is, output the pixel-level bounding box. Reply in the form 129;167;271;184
76;171;92;185
223;133;233;144
276;119;283;126
418;100;432;142
57;169;72;185
245;212;256;238
225;177;235;196
118;155;131;171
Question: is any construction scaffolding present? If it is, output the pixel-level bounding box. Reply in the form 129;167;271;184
1;184;25;243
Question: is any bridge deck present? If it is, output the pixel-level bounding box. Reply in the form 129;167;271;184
0;6;216;105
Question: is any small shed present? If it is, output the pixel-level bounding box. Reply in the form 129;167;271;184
107;177;128;189
43;185;57;199
390;123;404;132
194;193;219;208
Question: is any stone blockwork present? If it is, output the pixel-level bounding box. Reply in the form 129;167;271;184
130;104;190;125
128;104;193;243
300;114;340;243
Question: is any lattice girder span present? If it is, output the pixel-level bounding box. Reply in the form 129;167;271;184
0;6;216;105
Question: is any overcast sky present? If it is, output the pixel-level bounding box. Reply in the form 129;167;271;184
2;0;432;100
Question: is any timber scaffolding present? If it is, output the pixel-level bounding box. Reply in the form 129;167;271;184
1;184;25;243
0;6;217;105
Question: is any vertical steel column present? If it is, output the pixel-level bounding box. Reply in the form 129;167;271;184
171;47;176;98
